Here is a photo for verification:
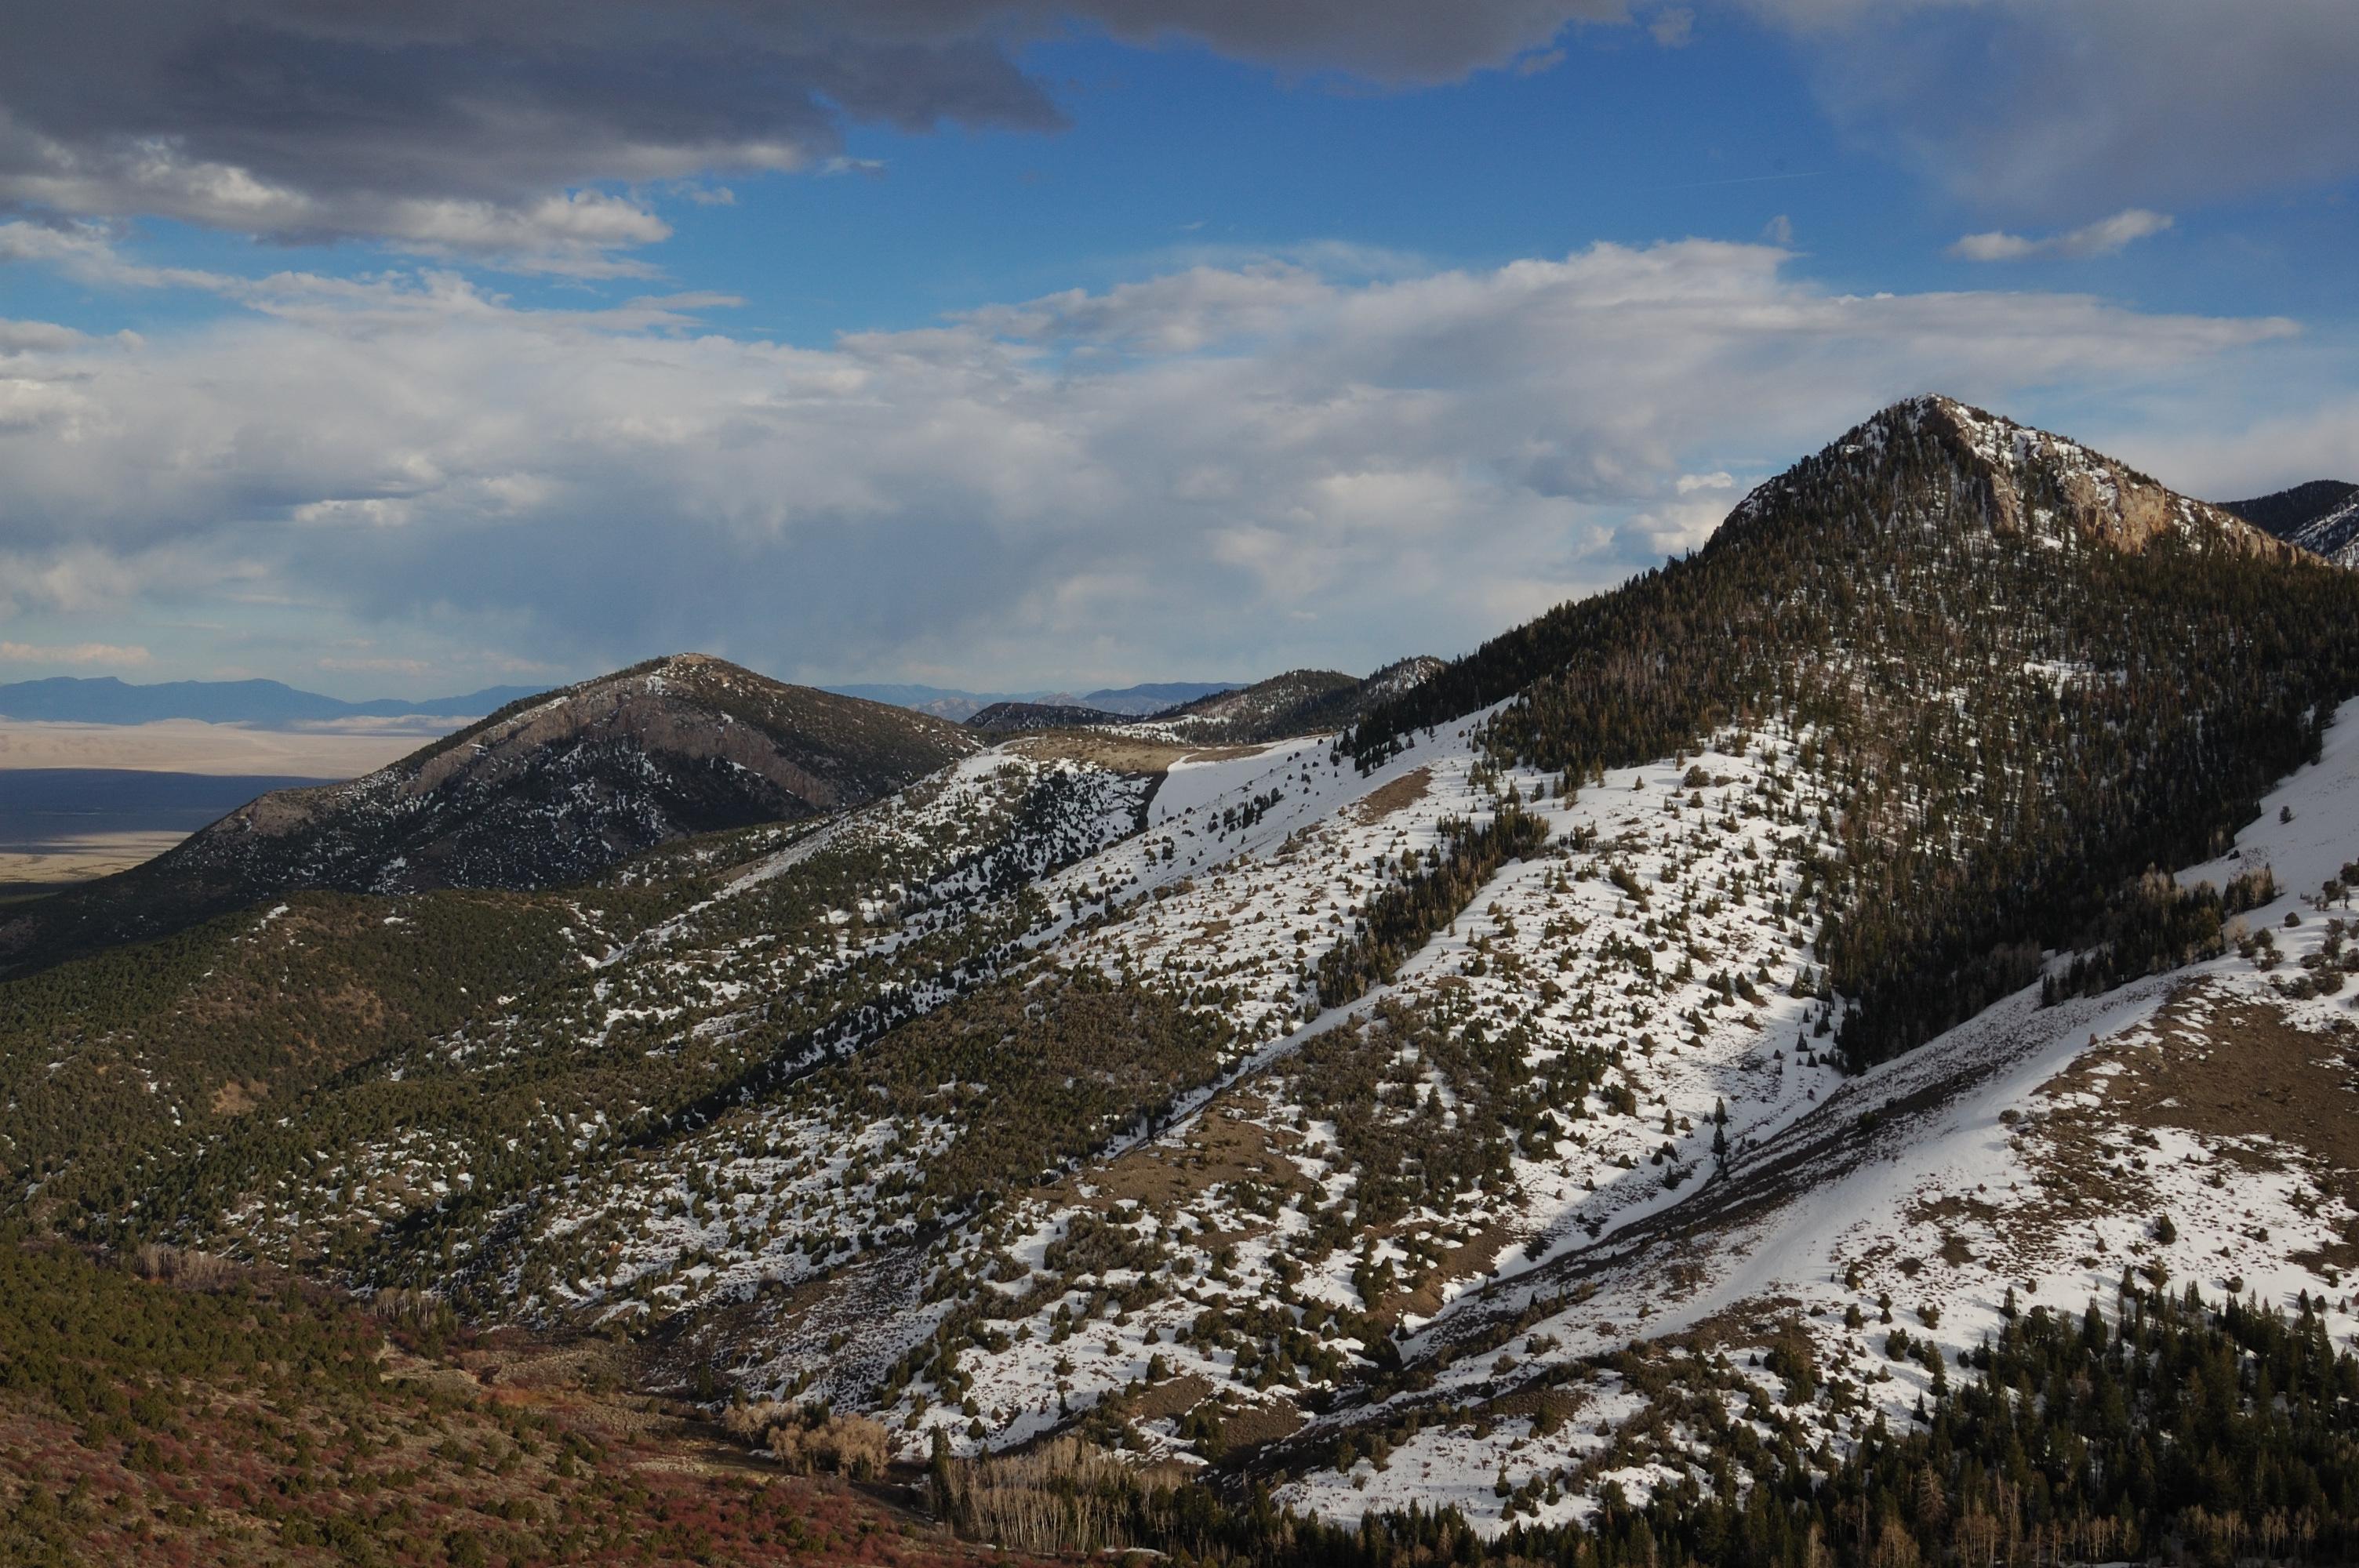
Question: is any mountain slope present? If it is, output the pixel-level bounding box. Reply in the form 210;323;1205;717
2224;477;2359;566
1353;394;2353;1061
1154;658;1443;742
0;655;977;974
967;701;1129;731
10;398;2359;1563
1082;681;1239;716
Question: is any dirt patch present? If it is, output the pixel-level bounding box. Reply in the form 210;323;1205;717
2026;985;2359;1269
1387;1222;1518;1323
1009;734;1193;775
1081;1105;1310;1221
1908;1193;2000;1227
1212;1396;1303;1450
1122;1374;1216;1423
208;1078;265;1116
1354;767;1433;825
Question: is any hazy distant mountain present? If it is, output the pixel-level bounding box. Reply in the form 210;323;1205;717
0;674;544;727
2222;478;2359;567
1079;681;1238;715
830;679;1238;722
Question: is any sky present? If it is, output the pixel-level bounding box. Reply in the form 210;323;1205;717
0;0;2354;698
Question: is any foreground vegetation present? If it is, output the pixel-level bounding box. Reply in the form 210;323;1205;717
0;1233;1020;1567
932;1283;2359;1566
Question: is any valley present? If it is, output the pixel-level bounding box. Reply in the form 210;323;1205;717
5;397;2357;1565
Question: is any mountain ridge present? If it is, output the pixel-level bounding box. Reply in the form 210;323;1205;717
0;654;976;975
2223;477;2359;568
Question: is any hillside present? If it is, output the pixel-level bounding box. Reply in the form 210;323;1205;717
2225;477;2359;566
1154;658;1443;742
7;399;2359;1564
0;1233;1042;1568
0;655;976;975
966;701;1128;731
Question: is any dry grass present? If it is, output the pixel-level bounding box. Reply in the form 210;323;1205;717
2023;983;2359;1269
1354;766;1434;824
1082;1103;1309;1221
1008;733;1192;774
1387;1221;1518;1323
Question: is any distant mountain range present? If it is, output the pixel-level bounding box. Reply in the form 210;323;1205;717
828;680;1238;721
0;674;1247;731
0;675;546;727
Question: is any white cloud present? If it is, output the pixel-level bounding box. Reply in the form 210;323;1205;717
1950;209;2173;263
0;641;151;666
0;240;2308;687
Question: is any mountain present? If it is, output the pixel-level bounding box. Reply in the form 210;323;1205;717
830;681;1239;722
1081;681;1239;716
0;673;543;726
966;700;1130;731
6;400;2359;1566
1154;657;1443;740
2223;477;2359;566
825;682;1050;723
0;654;976;973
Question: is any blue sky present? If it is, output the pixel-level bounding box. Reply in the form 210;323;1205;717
1;1;2354;696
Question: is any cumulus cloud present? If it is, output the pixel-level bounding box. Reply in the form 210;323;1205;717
0;236;2305;686
1950;209;2173;263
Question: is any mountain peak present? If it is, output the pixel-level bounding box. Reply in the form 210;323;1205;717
0;657;977;975
1728;394;2299;564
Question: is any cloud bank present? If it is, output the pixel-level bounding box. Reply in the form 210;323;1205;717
0;238;2305;687
3;2;2343;270
0;1;1627;268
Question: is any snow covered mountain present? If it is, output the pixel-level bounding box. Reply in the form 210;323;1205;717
6;399;2359;1564
2226;478;2359;567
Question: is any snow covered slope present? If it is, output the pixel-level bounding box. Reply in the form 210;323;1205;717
2225;479;2359;567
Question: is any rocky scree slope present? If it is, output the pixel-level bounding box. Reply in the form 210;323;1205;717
0;654;976;975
